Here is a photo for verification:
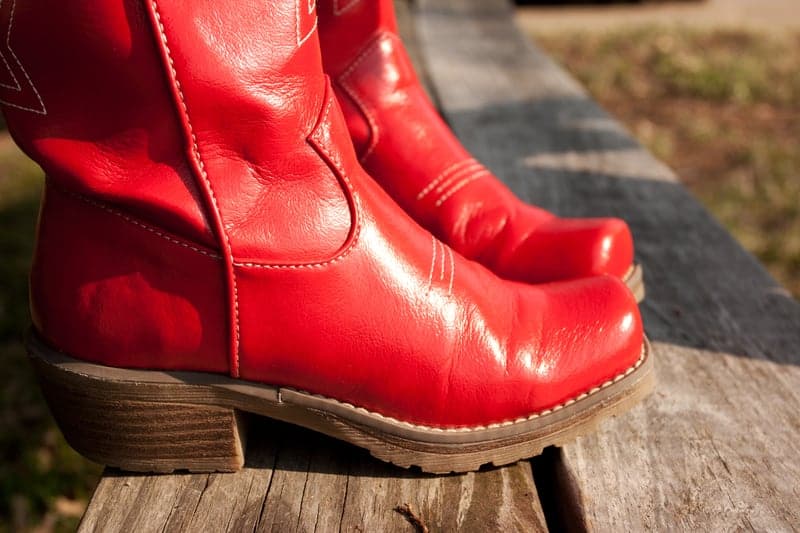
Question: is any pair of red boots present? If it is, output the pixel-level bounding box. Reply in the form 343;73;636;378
4;0;652;473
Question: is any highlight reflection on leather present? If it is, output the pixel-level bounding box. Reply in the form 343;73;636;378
4;0;643;428
318;0;635;284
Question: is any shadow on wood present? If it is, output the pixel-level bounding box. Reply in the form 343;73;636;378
415;0;800;529
435;98;800;364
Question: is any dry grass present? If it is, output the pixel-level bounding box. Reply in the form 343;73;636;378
535;27;800;296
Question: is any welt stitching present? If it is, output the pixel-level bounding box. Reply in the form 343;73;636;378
236;94;362;270
150;1;241;376
284;342;649;432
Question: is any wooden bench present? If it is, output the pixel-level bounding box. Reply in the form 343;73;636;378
78;0;800;530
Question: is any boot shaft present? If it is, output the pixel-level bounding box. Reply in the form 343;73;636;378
1;0;348;258
317;0;399;77
5;0;356;376
0;0;212;243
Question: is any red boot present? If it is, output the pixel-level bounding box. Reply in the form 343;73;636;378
5;0;651;473
317;0;644;299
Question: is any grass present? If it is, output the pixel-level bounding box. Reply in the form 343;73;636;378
534;27;800;297
0;137;102;533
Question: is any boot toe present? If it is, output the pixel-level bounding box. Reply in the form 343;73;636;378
505;215;634;283
532;274;644;410
551;216;633;279
446;274;645;427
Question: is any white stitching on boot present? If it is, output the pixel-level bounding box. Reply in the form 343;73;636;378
0;0;47;114
297;0;318;47
333;0;362;16
434;169;491;207
417;159;479;201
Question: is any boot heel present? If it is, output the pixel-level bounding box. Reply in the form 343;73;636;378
29;344;246;473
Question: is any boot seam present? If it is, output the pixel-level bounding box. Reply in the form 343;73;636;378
148;1;242;378
332;0;362;16
48;180;222;260
336;31;395;162
236;91;363;271
337;83;378;161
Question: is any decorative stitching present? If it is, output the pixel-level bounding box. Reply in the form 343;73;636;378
416;159;479;201
426;235;436;290
427;238;455;296
434;169;491;207
151;1;241;377
55;183;221;260
430;161;483;198
0;0;47;114
339;32;391;80
333;0;361;16
284;342;649;432
237;92;362;271
339;81;379;162
296;0;318;48
438;240;445;282
0;54;18;89
447;246;455;296
0;0;19;91
337;32;393;162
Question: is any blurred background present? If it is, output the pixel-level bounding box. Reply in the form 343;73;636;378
0;0;797;530
520;0;800;296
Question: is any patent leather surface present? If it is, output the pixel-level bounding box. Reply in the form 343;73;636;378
317;0;635;284
6;0;643;427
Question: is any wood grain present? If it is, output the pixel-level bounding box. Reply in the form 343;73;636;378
79;422;548;532
414;0;800;530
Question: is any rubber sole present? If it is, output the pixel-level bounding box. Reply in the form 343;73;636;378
625;263;646;302
27;332;654;474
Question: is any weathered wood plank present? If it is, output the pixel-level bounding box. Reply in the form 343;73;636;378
414;0;800;530
79;422;548;532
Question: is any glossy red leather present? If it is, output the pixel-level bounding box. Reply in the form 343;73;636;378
0;0;214;247
6;0;643;427
31;183;229;374
317;0;635;284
